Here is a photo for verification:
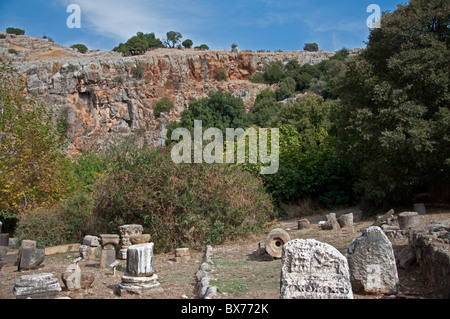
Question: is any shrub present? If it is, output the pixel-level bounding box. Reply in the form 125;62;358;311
92;146;275;252
131;64;144;79
154;96;174;117
0;34;6;39
6;27;24;35
304;42;319;52
71;44;88;53
7;48;18;55
249;72;265;83
216;68;228;81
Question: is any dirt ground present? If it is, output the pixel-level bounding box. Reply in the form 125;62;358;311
0;207;448;299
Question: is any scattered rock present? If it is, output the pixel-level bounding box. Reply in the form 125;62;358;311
338;213;354;228
322;213;340;231
372;209;395;227
175;248;191;262
298;219;310;229
413;203;426;215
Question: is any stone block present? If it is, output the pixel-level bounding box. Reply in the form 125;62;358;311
100;234;119;249
347;226;399;294
19;247;45;270
280;238;353;299
13;273;61;299
398;212;420;230
413;203;426;215
82;235;100;247
298;219;310;229
175;248;190;261
79;245;101;260
100;249;116;269
338;213;354;227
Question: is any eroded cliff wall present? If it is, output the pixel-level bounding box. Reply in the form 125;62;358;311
0;34;341;155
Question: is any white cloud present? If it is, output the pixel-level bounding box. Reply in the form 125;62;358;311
58;0;214;42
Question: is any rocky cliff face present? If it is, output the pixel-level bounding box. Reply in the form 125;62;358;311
0;34;342;155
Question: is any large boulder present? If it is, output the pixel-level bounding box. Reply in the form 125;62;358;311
19;247;45;271
347;226;399;294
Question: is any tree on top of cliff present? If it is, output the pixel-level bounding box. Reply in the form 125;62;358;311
165;31;182;48
113;32;164;55
182;39;193;49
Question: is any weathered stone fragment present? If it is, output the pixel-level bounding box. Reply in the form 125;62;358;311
322;213;340;230
19;247;45;271
100;249;116;269
338;213;354;228
413;203;426;215
175;248;191;261
83;235;100;247
298;219;310;229
347;226;399;294
13;273;61;299
280;239;353;299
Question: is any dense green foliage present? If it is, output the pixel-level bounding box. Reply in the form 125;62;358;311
195;44;209;51
154;96;174;117
249;51;348;100
0;63;69;215
182;39;193;48
167;90;250;139
113;32;164;55
92;145;275;252
166;31;183;48
71;44;88;53
6;27;24;35
216;68;228;81
304;43;319;52
337;0;450;210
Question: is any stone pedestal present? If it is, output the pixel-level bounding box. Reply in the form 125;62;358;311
398;212;420;230
99;234;119;268
100;249;116;269
115;243;162;296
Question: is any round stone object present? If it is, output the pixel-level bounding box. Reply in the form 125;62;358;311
265;228;290;259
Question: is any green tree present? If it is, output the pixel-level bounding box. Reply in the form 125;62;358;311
113;32;164;55
0;63;69;216
338;0;450;210
304;43;319;52
182;39;193;48
263;61;285;84
71;44;88;54
166;31;183;48
6;27;25;35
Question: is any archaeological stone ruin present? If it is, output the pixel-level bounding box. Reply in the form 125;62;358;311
347;226;399;294
280;238;353;299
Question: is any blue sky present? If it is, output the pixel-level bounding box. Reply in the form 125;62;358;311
0;0;406;52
